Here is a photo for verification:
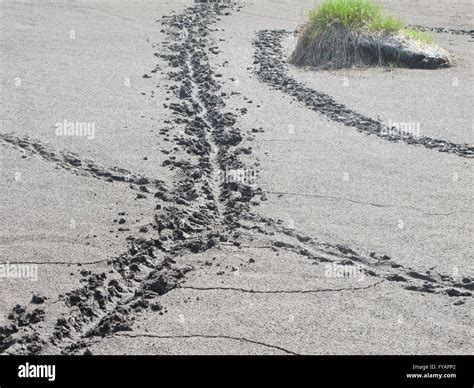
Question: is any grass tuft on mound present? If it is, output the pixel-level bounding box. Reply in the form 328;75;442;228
308;0;403;33
290;0;442;69
307;0;432;40
402;28;434;44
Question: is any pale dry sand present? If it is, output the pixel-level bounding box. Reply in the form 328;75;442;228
1;0;472;355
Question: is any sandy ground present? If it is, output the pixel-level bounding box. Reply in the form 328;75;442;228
0;0;472;355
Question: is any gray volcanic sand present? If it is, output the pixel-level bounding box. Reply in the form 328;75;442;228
1;0;472;355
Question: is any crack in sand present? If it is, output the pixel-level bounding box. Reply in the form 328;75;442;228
265;191;470;217
0;260;108;266
180;280;384;294
114;332;299;355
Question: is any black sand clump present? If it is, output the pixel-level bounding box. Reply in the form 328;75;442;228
386;274;407;282
86;306;133;337
31;294;46;304
457;278;474;291
145;268;185;295
8;305;45;327
0;305;45;354
0;324;18;352
17;333;46;354
445;288;472;298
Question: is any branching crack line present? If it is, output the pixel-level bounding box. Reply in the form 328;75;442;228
266;191;469;216
180;280;384;294
114;332;299;355
0;259;108;266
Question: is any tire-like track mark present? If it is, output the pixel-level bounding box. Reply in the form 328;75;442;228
237;219;473;298
409;25;474;37
253;30;473;158
1;133;163;193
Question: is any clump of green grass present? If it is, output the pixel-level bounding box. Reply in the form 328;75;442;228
371;15;405;33
402;28;434;43
308;0;404;33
